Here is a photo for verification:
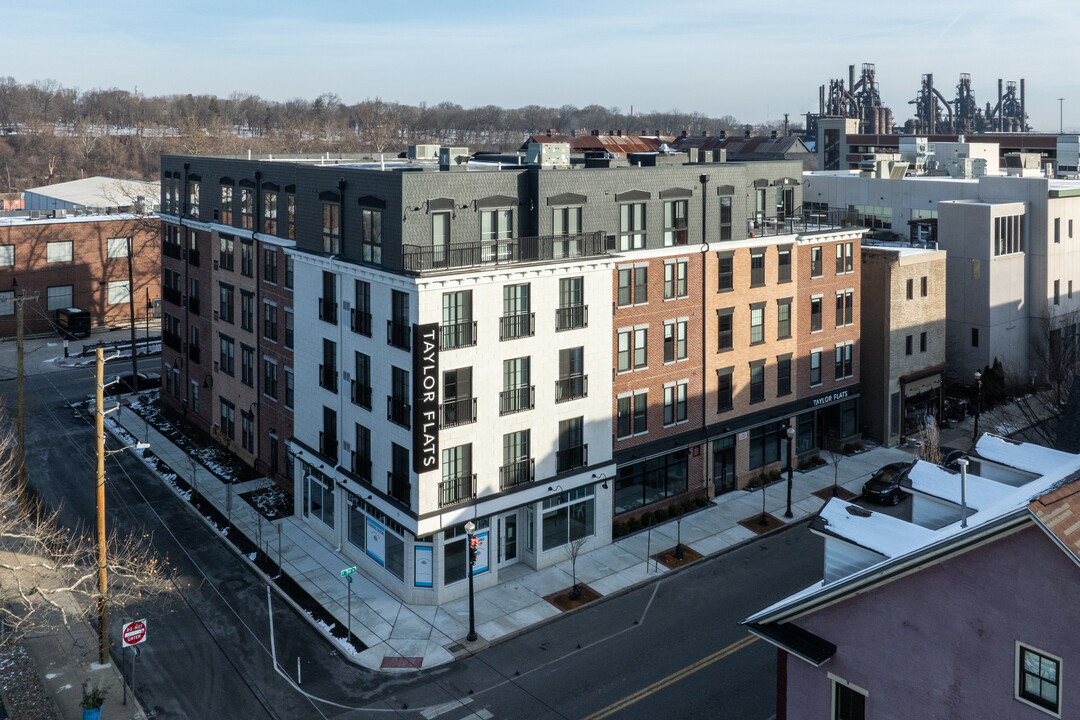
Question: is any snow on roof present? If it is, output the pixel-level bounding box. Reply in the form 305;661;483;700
815;500;938;557
23;177;159;208
0;212;144;227
975;434;1076;475
905;460;1013;510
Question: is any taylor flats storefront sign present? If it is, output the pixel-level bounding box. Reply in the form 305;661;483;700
413;323;439;473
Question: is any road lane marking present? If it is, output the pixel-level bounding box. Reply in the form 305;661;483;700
579;634;758;720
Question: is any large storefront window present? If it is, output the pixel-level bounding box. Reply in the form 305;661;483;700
749;422;787;470
542;487;594;551
345;493;406;581
302;464;334;528
443;519;490;585
614;451;688;515
840;398;859;438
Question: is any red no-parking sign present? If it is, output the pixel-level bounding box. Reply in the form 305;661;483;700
122;619;147;647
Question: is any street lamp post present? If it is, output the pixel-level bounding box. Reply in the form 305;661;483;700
464;520;477;642
784;425;795;519
973;371;983;442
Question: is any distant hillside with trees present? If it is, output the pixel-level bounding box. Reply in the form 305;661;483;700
0;76;795;193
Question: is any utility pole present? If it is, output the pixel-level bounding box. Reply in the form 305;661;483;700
127;236;138;392
15;287;25;501
95;347;109;665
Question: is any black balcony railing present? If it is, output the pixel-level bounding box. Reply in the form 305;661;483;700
402;231;607;274
440;397;476;428
387;319;411;351
350;308;372;336
439;320;477;350
318;297;337;325
318;364;337;393
163;243;183;260
499;385;534;415
555;305;588;332
388;396;411;428
162;331;182;352
555;375;588;403
499;458;535;490
439;473;475;508
350;380;372;409
188;297;201;315
556;444;588;474
162;287;183;306
388;470;410;504
499;312;534;340
742;207;851;239
187;345;201;364
350;451;372;483
319;431;338;464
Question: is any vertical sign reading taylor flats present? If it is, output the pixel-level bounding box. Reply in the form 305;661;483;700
413;323;439;473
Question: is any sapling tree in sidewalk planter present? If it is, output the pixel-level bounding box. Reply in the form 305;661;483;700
80;681;108;719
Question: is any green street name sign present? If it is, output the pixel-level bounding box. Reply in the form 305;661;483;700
341;566;357;578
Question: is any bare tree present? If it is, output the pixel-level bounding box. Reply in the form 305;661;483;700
827;430;845;496
1033;303;1080;407
914;416;942;464
566;537;587;600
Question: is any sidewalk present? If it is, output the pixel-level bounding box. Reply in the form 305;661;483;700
109;406;913;673
0;323;160;380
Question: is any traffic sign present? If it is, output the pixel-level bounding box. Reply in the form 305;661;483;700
340;566;356;578
122;619;147;647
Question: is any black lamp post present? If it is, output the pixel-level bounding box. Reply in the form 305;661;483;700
464;520;477;642
972;370;983;442
784;425;795;519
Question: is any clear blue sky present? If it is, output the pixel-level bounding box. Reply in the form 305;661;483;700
9;0;1079;131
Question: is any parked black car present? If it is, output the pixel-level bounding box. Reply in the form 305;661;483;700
103;371;161;396
861;461;915;505
940;446;969;470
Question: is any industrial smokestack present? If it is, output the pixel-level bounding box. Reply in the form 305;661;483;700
998;79;1004;132
1021;79;1026;132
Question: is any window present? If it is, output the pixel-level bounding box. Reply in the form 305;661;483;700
107;237;129;258
664;259;688;299
749;422;785;470
557;277;587;331
833;680;867;720
501;283;532;339
835;243;844;274
777;355;792;396
439;444;473;507
304;468;334;528
241;241;253;277
219;398;235;439
617;328;647;371
810;350;822;386
777;299;791;339
553;206;582;236
283;308;293;348
777;245;791;283
1054;279;1060;306
972;259;981;280
286;195;295;239
619;202;646;250
1054;217;1061;244
719;196;733;241
750;248;765;287
557;346;586;403
353;352;372;409
834;343;853;379
557;416;586;472
240;188;253;229
264;358;278;399
750;303;765;345
717;308;734;351
107;280;130;305
920;331;927;352
322;202;340;253
845;242;854;273
994;214;1025;256
663;199;688;246
441;290;474;349
191;381;199;413
240;291;254;331
46;285;72;311
717;252;734;291
542;486;594;551
664;320;687;362
616;390;648;438
749;360;765;403
352;425;372;482
614;455;685;515
321;338;338;393
46;241;72;263
263;302;278;341
921;276;928;297
481;208;514;262
663;382;688;425
241;345;254;387
1017;643;1060;715
189;182;200;218
907;278;914;300
219;234;234;270
353;280;371;336
501;357;532;414
906;335;913;355
263;248;278;283
810;296;822;332
221;186;233;225
219;283;234;323
219;335;234;375
0;245;12;266
835;292;845;327
241;411;254;452
361;207;382;263
716;368;733;411
263;191;277;234
501;430;532;488
810;246;822;277
617;266;648;307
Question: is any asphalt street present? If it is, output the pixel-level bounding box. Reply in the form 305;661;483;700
5;357;824;719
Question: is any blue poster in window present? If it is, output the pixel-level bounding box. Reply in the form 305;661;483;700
366;517;386;566
474;530;490;574
414;546;433;588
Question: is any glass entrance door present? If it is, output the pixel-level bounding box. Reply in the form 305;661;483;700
500;512;518;565
713;436;736;494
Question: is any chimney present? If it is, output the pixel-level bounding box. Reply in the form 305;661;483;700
616;130;624;137
592;129;600;136
701;131;710;137
681;130;689;138
771;130;780;139
718;130;728;139
570;129;577;138
745;129;754;138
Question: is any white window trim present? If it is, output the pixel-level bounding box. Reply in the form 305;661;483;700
828;672;869;719
1015;641;1063;718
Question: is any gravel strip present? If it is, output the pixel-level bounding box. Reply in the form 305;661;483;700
0;644;58;720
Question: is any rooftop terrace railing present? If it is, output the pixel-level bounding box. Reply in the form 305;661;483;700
402;231;607;273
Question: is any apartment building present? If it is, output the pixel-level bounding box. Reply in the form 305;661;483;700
160;151;865;604
0;212;159;337
805;159;1080;381
860;244;947;445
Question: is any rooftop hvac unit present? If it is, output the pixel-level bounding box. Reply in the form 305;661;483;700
439;147;470;171
525;142;570;168
408;144;440;160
